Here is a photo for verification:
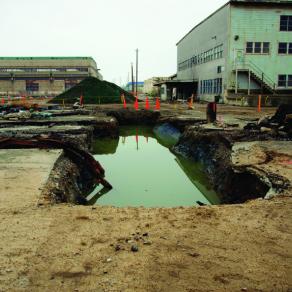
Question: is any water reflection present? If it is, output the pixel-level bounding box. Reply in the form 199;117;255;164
89;125;220;207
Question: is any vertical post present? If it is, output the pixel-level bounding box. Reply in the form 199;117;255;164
235;69;238;94
258;95;261;113
131;63;134;94
248;69;251;96
136;49;139;96
261;73;264;94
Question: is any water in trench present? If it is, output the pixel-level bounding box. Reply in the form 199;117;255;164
87;125;220;207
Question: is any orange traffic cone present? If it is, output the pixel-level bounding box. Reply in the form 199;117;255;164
121;93;125;103
134;96;139;110
155;98;160;111
188;94;194;109
1;98;4;105
80;94;84;106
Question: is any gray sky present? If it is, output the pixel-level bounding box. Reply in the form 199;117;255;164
0;0;227;85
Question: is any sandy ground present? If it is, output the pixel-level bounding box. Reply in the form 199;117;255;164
0;149;62;209
0;198;291;292
0;103;291;291
94;102;277;120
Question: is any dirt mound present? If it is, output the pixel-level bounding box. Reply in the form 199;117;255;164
50;77;134;104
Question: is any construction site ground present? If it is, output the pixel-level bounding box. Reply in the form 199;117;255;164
0;102;291;292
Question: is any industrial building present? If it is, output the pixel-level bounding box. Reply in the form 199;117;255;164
125;81;144;95
0;57;101;97
143;77;170;96
167;0;292;104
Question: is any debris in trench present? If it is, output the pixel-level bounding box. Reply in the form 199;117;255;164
244;104;292;138
0;103;55;121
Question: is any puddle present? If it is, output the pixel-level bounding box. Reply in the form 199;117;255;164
88;126;219;207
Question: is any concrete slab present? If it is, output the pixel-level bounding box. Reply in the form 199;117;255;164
0;125;90;134
0;149;62;209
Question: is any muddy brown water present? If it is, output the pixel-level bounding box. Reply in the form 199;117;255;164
87;126;220;207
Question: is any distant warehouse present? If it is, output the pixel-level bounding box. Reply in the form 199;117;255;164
0;56;102;97
161;0;292;105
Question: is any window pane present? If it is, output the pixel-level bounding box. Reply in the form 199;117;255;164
280;15;288;31
288;75;292;87
246;42;253;53
278;75;287;87
263;42;270;54
254;42;261;53
288;16;292;31
289;43;292;54
279;42;287;54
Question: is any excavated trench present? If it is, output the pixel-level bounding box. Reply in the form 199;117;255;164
172;129;271;204
41;109;288;206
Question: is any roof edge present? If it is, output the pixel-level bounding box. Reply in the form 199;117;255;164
176;0;292;46
0;56;95;60
176;1;230;46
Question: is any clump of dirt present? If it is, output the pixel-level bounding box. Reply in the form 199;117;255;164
50;77;135;104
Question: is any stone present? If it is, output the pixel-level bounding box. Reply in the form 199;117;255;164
260;127;272;133
115;245;121;251
143;240;152;245
257;115;269;126
131;245;139;252
187;252;200;257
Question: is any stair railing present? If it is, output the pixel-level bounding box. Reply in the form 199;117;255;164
234;60;276;92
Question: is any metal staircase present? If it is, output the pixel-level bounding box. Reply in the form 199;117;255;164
234;60;276;94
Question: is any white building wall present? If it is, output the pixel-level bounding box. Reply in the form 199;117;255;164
176;4;230;101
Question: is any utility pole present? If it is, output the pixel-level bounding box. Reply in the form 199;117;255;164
131;63;134;94
136;48;139;96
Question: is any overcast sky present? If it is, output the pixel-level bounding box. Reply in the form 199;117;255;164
0;0;227;85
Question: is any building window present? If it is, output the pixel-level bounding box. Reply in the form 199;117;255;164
200;78;222;95
278;75;292;87
263;42;270;54
246;42;270;54
279;42;288;54
280;15;292;31
278;75;286;87
278;42;292;54
289;75;292;87
26;81;39;92
254;42;262;53
246;42;253;53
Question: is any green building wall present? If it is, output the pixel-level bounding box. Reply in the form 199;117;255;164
229;4;292;91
